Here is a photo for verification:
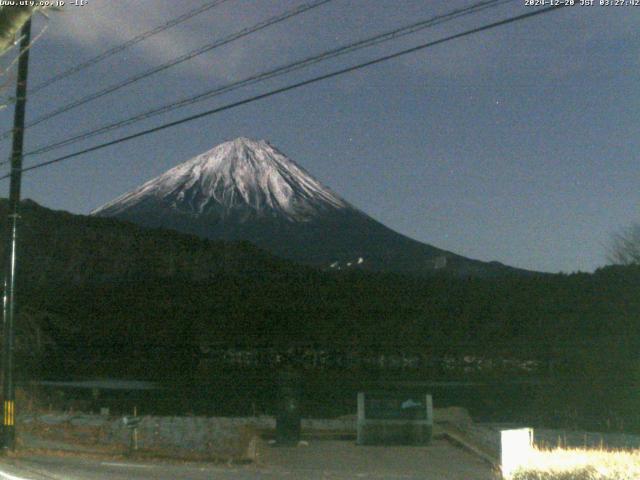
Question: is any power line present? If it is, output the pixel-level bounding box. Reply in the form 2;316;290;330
24;0;515;158
0;5;567;182
0;0;334;141
27;0;231;96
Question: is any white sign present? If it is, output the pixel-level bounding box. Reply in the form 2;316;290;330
501;428;533;479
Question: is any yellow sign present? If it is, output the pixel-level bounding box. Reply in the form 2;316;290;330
4;400;14;426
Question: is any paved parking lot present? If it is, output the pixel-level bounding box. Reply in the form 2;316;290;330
257;439;498;479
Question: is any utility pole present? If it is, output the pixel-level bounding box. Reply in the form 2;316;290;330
2;18;32;451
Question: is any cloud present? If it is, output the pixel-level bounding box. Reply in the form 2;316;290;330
41;0;273;81
41;0;523;87
35;1;640;100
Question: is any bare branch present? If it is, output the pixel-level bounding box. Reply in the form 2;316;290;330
607;224;640;265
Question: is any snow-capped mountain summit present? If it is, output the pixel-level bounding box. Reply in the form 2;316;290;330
93;137;526;276
93;137;349;222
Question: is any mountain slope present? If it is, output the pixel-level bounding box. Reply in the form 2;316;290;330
1;199;295;286
93;137;526;276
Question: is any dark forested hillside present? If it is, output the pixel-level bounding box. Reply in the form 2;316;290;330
1;199;299;285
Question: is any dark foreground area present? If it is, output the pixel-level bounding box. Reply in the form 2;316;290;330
0;439;496;480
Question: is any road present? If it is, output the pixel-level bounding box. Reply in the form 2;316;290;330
0;439;497;479
1;456;268;480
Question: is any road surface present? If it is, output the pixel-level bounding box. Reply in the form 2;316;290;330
0;439;497;479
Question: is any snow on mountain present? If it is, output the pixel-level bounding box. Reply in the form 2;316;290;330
93;137;349;222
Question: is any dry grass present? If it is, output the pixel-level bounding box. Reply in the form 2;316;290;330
510;447;640;480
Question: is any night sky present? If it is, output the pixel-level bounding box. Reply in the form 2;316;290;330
0;0;637;273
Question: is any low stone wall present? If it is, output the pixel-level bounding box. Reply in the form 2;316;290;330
18;413;272;460
16;413;358;460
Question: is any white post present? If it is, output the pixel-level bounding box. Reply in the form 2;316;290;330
425;394;433;426
501;428;533;479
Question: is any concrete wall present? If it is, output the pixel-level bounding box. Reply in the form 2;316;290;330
18;413;270;460
17;412;357;460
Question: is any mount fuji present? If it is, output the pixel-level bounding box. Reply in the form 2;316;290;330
93;137;522;276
